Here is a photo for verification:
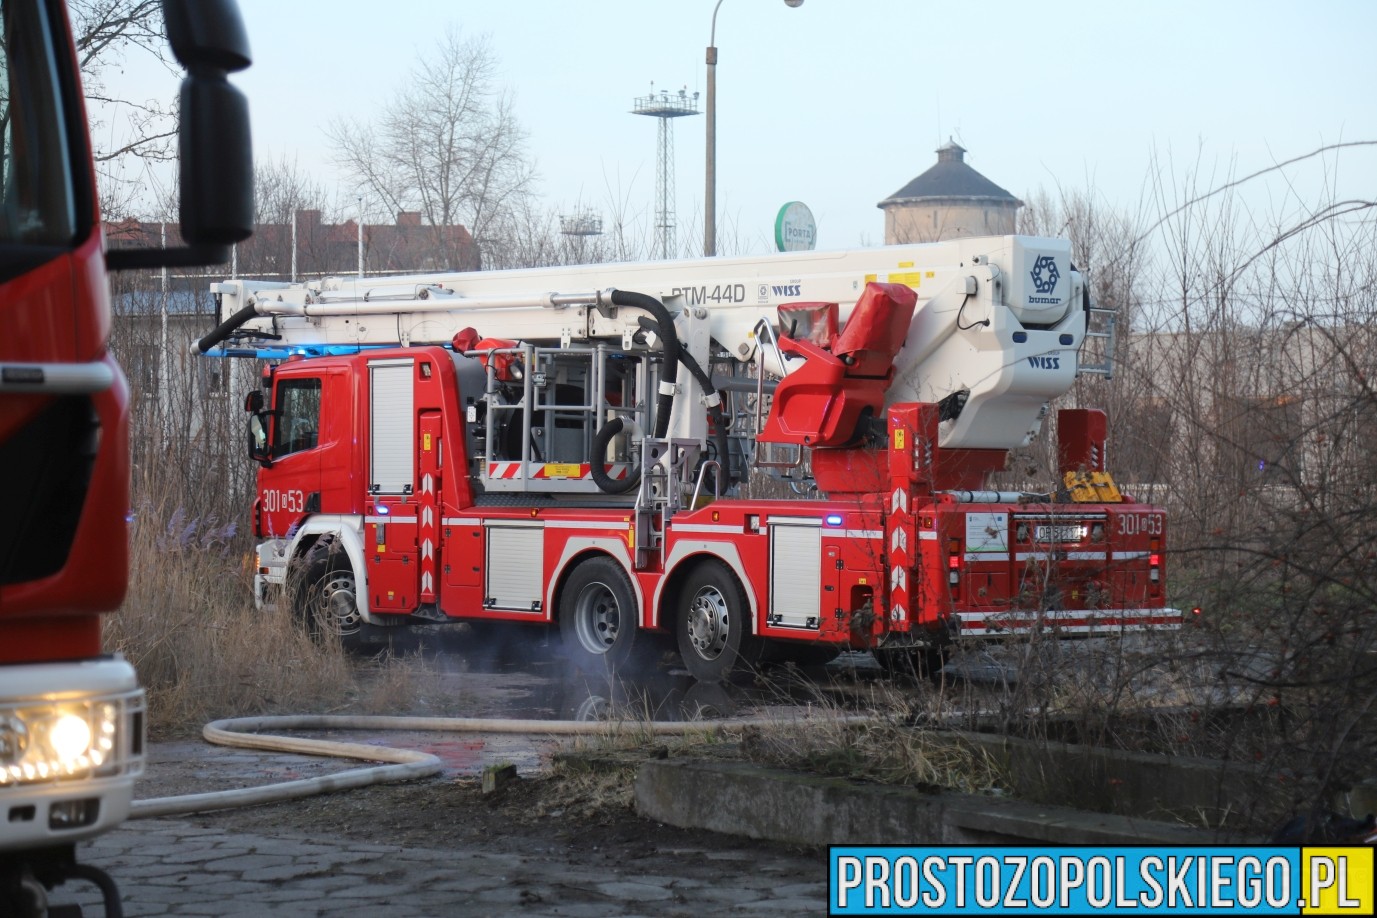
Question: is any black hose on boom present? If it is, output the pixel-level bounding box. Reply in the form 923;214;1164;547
589;417;641;494
608;290;679;439
193;303;258;355
589;290;682;494
674;346;734;490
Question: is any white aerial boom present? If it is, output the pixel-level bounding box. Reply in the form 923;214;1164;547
201;235;1090;451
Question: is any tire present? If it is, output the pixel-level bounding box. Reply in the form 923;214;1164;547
558;557;639;672
675;563;760;683
296;537;363;643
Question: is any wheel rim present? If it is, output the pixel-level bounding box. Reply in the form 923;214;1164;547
572;580;621;655
685;585;731;661
319;571;362;636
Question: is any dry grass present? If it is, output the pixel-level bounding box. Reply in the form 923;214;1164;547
742;719;1004;794
546;670;1010;800
103;499;423;735
533;759;640;822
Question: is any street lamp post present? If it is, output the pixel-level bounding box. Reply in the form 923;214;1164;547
705;0;801;258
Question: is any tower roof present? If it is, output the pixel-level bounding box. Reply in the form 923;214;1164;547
878;141;1021;208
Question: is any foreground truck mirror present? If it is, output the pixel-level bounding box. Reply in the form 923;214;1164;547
106;0;253;271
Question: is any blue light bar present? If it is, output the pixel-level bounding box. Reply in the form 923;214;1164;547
825;515;843;526
197;344;387;360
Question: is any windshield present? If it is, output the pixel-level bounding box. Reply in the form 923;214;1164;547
275;378;322;456
0;0;77;247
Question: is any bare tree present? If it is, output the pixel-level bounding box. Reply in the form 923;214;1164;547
236;155;342;278
70;0;178;217
329;28;535;270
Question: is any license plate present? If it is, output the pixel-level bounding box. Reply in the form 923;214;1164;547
1035;524;1086;542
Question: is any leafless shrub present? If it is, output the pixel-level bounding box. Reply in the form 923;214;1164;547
103;495;351;734
984;143;1377;832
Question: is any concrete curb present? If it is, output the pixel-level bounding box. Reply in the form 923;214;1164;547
634;759;1228;847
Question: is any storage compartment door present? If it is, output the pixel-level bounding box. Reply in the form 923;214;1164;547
769;519;822;630
484;523;545;613
370;359;415;495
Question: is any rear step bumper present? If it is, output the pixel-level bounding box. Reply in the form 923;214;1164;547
952;607;1182;636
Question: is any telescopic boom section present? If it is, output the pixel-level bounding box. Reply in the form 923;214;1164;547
202;235;1087;453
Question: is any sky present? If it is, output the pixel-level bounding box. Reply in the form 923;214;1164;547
102;0;1377;256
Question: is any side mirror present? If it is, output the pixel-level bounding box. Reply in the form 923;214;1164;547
247;412;272;465
163;0;251;72
177;76;253;248
245;387;270;463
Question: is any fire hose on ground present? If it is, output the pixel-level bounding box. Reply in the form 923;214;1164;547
130;712;867;819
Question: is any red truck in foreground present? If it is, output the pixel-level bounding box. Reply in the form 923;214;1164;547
0;0;252;912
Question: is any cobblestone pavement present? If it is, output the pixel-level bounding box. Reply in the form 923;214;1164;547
49;817;825;916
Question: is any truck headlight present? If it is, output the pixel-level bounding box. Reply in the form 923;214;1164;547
0;698;135;785
48;712;96;765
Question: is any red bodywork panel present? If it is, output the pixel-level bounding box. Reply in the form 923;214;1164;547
831;282;919;376
0;2;128;663
0;239;129;662
759;283;917;448
886;404;1176;638
1058;408;1108;474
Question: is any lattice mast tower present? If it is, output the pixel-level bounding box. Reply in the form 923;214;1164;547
632;85;700;260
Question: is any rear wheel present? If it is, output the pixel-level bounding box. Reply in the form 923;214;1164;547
675;563;760;683
558;557;638;672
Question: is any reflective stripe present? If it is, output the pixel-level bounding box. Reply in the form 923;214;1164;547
670;523;741;534
952;607;1183;635
1012;512;1109;520
766;516;821;526
364;516;417;524
954;609;1181;621
959;622;1181;635
488;462;520;479
544;519;629;531
841;529;883;540
1014;551;1106;561
486;462;630;480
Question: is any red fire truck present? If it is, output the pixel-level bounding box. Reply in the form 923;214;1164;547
200;236;1180;681
0;0;252;912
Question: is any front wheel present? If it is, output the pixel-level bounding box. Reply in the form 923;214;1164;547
558;557;639;672
296;537;363;642
675;563;760;683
